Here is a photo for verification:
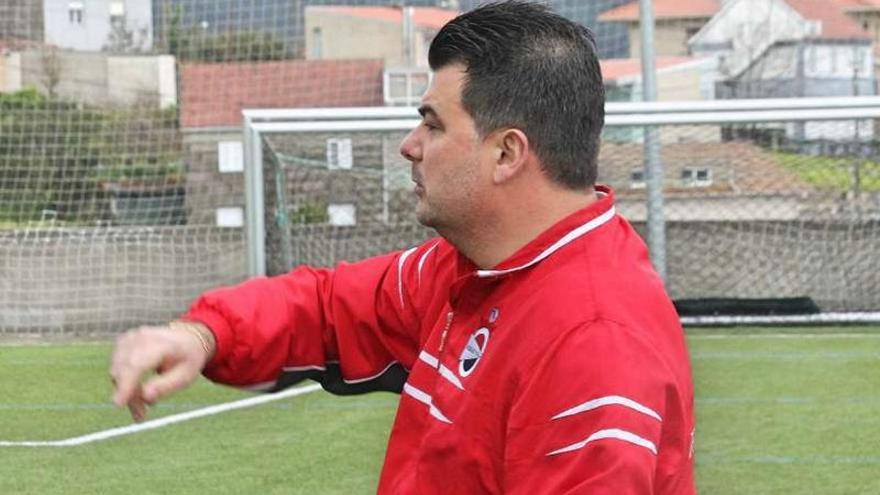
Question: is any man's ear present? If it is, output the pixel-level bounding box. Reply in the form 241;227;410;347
492;129;530;184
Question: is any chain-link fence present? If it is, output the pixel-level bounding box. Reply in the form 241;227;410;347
2;0;879;334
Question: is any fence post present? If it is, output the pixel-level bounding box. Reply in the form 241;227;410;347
638;0;667;281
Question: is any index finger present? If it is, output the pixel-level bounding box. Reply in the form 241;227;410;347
109;332;160;408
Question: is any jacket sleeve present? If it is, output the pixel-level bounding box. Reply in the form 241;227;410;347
180;240;446;394
503;319;694;494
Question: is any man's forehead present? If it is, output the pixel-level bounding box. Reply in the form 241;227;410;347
421;65;467;114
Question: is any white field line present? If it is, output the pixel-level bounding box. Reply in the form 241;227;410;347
0;341;109;347
0;383;322;448
698;454;880;466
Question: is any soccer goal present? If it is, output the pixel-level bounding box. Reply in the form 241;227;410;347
244;97;880;325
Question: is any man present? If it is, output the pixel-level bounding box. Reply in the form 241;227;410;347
110;2;696;493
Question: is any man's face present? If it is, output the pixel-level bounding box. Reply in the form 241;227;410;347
399;64;491;234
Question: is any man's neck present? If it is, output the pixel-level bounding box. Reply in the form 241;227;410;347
449;185;598;269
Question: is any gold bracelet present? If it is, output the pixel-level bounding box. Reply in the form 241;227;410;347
168;320;214;357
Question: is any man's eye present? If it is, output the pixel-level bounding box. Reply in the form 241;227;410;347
423;121;440;131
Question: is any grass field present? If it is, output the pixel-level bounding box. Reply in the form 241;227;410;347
774;151;880;192
2;327;880;494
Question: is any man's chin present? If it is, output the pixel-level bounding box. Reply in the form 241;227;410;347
415;204;438;229
415;210;432;228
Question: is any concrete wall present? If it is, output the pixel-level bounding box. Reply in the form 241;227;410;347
107;55;177;108
15;50;176;108
2;219;877;335
659;219;880;313
0;226;247;335
0;53;15;92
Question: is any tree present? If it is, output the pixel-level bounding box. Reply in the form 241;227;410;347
39;46;62;98
104;17;149;53
156;2;289;63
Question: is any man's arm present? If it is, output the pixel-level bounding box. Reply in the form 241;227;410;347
110;240;447;420
503;320;694;494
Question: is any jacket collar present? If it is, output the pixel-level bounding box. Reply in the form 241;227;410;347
472;185;616;279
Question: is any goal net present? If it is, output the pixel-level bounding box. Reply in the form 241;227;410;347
2;0;877;335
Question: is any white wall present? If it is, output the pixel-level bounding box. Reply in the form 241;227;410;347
804;44;873;78
691;0;807;77
43;0;153;52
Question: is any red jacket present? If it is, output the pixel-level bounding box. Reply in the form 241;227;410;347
184;186;696;494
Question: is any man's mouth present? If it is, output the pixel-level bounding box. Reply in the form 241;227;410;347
412;170;424;195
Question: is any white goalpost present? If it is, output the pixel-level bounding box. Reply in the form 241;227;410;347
243;97;880;325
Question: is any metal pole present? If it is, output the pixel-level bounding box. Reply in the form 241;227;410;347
638;0;666;281
244;121;267;277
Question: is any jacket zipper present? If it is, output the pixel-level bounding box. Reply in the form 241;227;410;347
438;310;454;353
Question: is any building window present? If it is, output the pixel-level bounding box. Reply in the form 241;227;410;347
681;168;712;187
109;1;125;26
69;1;84;24
327;204;357;226
215;207;244;228
311;27;322;59
217;141;244;173
326;138;353;170
807;46;817;74
854;46;866;75
384;68;432;106
630;169;646;189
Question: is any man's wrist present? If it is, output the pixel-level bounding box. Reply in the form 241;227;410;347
168;320;216;362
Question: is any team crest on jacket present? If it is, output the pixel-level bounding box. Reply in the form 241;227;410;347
459;327;490;377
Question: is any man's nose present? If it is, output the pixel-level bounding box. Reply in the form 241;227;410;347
399;128;420;162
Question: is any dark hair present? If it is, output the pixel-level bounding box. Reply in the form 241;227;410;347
429;1;605;188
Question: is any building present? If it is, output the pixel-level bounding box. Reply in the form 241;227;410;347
0;1;44;42
178;58;386;227
599;0;722;58
602;56;720;143
304;6;457;106
691;0;876;141
304;6;457;67
152;0;457;58
598;141;814;221
839;0;880;71
603;56;717;102
44;0;153;52
459;0;632;58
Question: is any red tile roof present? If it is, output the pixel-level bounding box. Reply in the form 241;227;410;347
601;56;698;82
785;0;872;40
309;6;458;30
180;59;385;128
0;38;42;53
599;0;721;22
600;142;810;196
